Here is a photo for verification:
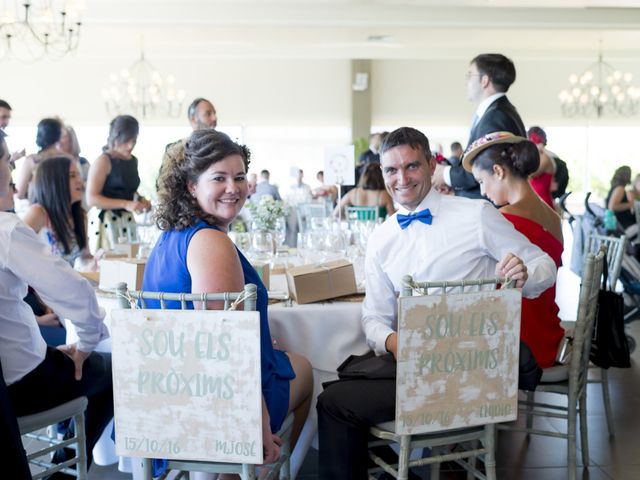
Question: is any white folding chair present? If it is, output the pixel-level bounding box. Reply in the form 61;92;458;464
115;282;292;480
583;233;626;436
498;247;605;480
367;275;519;480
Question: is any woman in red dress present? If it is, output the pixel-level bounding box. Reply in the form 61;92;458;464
463;132;564;368
527;129;556;210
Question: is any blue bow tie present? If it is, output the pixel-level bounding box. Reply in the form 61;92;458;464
397;208;433;230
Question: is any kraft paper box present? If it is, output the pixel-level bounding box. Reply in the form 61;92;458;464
78;271;100;285
99;258;146;291
252;262;270;290
286;259;357;304
112;242;140;258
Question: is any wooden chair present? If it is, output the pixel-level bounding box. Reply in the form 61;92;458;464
346;205;380;223
583;233;626;436
498;247;605;480
367;275;518;480
115;282;292;480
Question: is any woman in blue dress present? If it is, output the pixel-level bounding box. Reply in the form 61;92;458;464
143;129;312;466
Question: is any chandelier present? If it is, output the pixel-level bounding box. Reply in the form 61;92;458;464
0;0;83;61
558;51;640;118
101;49;186;119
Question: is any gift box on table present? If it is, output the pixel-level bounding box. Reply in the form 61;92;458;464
285;259;357;304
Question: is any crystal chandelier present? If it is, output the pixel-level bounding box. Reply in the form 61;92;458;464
0;0;83;61
101;49;186;119
558;51;640;118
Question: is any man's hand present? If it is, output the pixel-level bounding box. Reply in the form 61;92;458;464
10;149;25;163
36;312;62;327
385;332;398;360
432;164;446;190
57;343;91;381
495;252;528;288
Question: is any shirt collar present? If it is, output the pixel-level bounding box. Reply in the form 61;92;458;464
475;92;506;120
395;188;442;218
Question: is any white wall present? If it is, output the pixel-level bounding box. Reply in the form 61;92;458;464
4;56;640;200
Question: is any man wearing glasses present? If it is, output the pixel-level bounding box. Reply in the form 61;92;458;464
434;53;526;199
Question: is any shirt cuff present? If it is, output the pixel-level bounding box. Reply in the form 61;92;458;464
443;166;452;187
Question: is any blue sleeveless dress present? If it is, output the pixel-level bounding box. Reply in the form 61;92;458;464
142;219;295;432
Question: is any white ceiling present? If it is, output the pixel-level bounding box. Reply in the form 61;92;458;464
68;0;640;61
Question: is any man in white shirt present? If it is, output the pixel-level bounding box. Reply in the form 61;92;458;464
317;127;556;479
434;54;526;199
0;203;113;471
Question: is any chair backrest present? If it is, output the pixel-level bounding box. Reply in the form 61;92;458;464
571;247;606;395
116;282;257;311
111;282;263;466
346;205;379;223
395;275;519;435
584;233;626;289
635;200;640;226
296;202;330;233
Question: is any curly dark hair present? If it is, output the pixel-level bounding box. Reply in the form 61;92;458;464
472;141;539;180
154;129;250;231
358;162;385;190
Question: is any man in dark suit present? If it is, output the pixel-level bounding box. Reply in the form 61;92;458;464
434;53;526;199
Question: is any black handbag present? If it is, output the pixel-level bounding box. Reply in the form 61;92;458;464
336;351;396;380
590;254;631;369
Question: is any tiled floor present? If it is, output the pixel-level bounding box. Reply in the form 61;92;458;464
84;319;640;479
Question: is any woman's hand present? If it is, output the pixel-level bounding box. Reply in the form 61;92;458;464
262;431;283;465
125;199;149;214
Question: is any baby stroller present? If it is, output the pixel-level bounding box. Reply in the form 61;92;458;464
561;192;637;353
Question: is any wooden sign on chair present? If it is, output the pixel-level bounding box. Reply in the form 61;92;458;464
111;309;263;463
396;289;521;435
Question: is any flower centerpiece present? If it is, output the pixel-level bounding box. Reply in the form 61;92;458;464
246;195;287;232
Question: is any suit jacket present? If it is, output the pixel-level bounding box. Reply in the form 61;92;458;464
450;96;526;199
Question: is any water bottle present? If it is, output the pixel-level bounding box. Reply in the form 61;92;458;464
604;209;617;232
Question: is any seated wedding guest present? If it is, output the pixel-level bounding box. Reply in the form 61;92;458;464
463;132;564;368
317;127;556;480
606;165;635;229
22;156;93;346
527;128;556;209
312;170;338;205
23;156;91;267
16;117;63;200
145;130;312;463
287;168;313;205
0;212;113;472
334;162;395;219
633;173;640;199
253;169;282;202
86;115;151;251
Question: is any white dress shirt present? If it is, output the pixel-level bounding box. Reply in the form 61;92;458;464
362;189;557;355
0;213;108;385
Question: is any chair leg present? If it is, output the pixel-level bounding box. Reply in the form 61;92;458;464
75;411;88;480
142;458;154;480
397;435;411;480
279;437;291;480
484;424;497;480
579;392;590;467
600;368;615;436
430;447;441;480
525;391;534;432
568;395;577;480
242;463;257;480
